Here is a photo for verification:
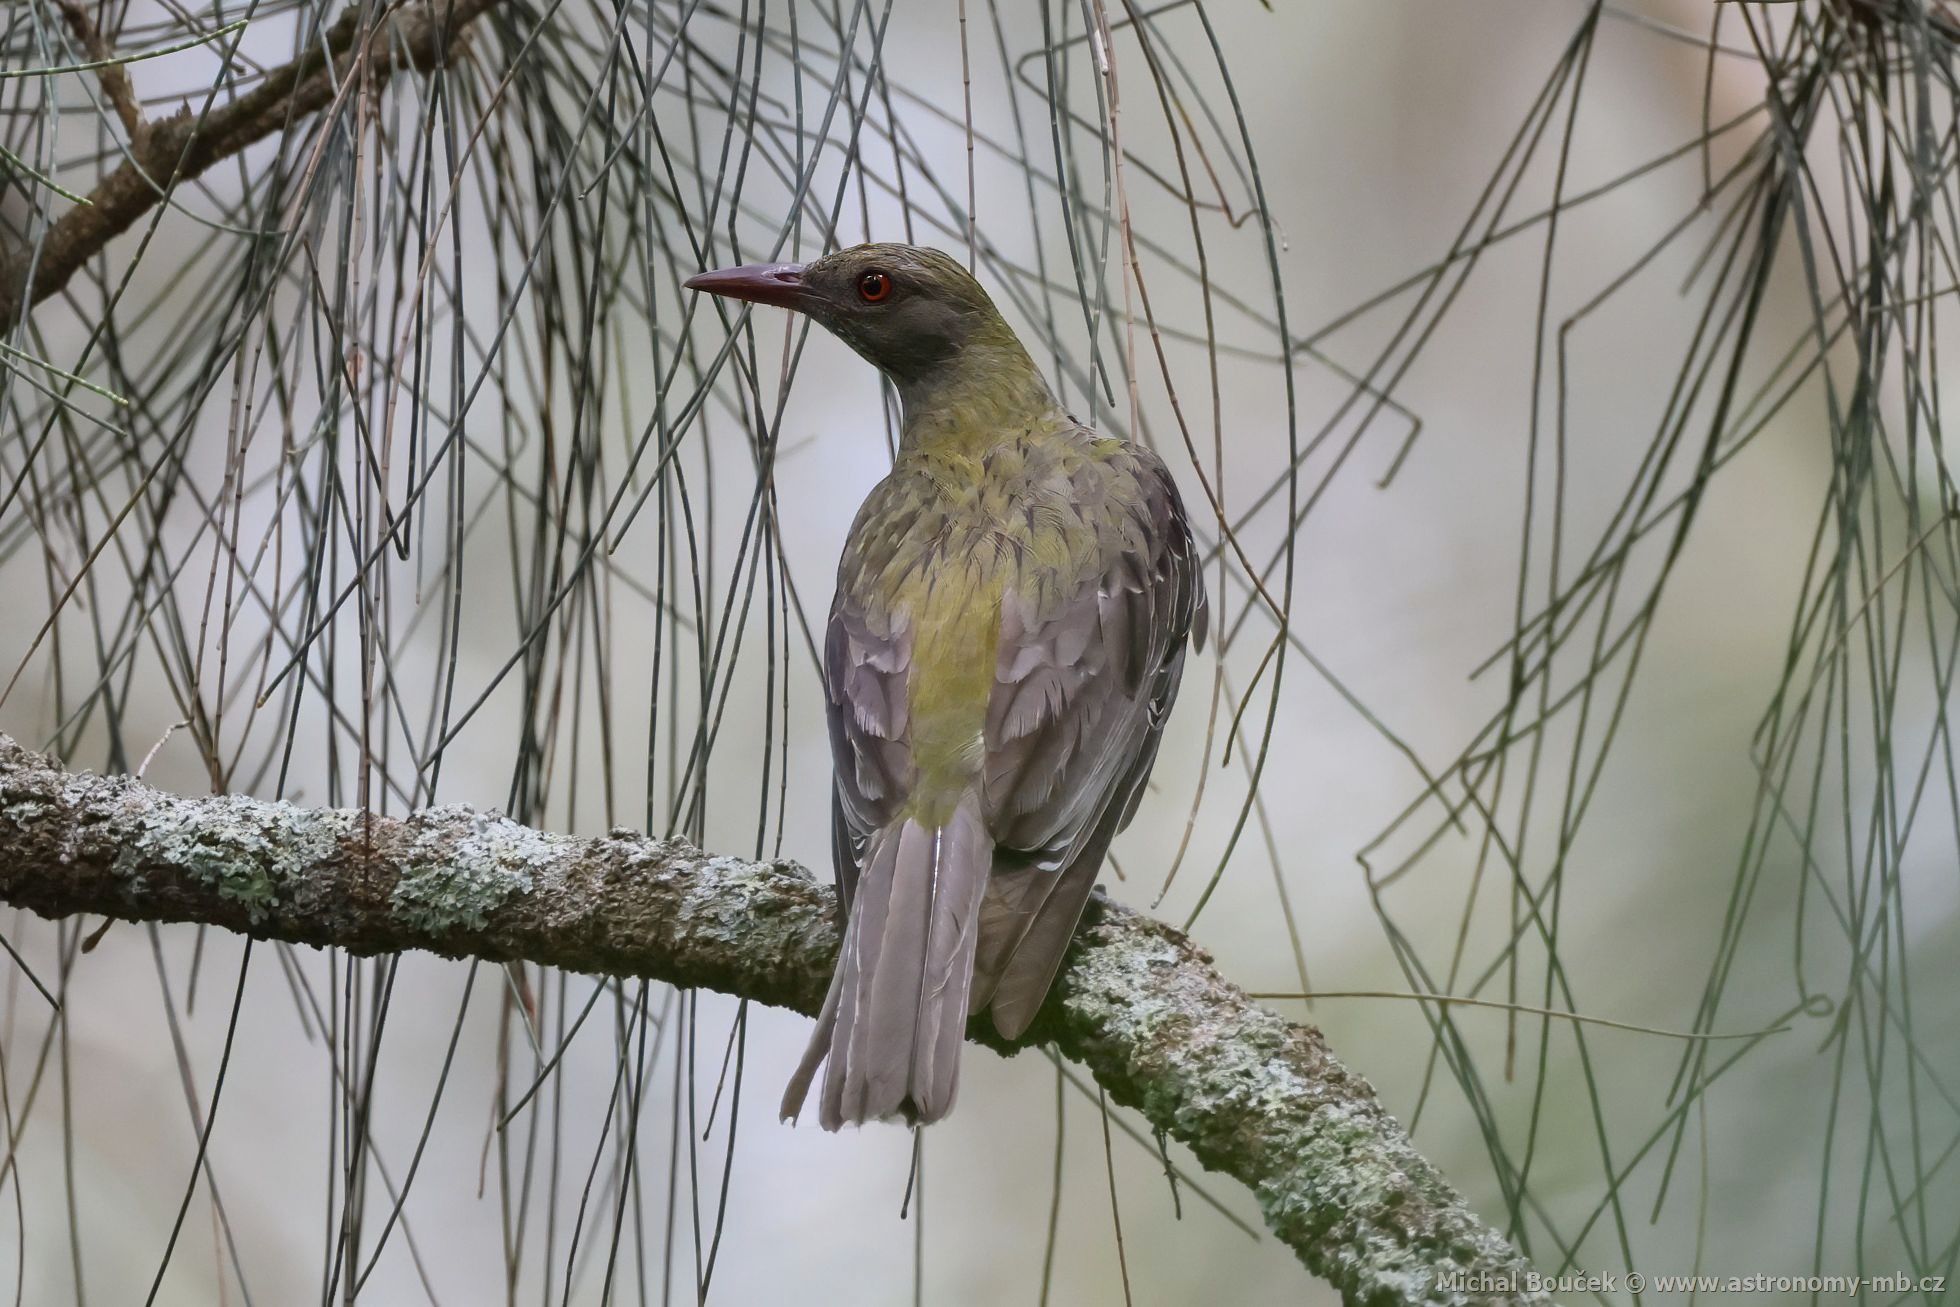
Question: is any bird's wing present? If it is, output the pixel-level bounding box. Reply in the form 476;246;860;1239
974;441;1206;1036
823;563;914;913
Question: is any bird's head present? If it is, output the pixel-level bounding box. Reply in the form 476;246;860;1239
685;243;1017;388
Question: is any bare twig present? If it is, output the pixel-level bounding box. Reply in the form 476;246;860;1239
57;0;149;146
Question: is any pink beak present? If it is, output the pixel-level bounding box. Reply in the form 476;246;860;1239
683;262;809;309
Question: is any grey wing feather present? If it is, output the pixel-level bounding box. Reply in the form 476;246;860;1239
823;589;912;900
974;447;1205;1035
782;569;915;1126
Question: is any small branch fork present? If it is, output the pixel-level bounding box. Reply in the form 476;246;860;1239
0;735;1548;1305
0;0;501;321
57;0;151;148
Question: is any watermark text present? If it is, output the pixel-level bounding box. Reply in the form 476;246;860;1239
1437;1270;1948;1297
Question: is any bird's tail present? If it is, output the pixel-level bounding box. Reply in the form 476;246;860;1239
781;795;991;1129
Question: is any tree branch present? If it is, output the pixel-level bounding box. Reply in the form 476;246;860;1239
0;0;499;321
0;734;1545;1305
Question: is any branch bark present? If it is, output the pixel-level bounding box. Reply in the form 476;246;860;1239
0;734;1546;1305
0;0;498;321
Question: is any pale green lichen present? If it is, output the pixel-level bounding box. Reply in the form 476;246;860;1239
391;808;565;933
114;793;356;924
1055;909;1547;1305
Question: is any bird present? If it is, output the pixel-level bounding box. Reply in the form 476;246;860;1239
685;243;1206;1129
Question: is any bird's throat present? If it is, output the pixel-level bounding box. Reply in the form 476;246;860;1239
895;336;1062;458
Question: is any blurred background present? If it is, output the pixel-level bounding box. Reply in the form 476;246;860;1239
2;0;1957;1301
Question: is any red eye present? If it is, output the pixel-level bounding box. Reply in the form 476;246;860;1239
857;270;893;303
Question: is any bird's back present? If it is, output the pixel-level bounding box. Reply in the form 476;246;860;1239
836;423;1133;812
831;417;1203;1003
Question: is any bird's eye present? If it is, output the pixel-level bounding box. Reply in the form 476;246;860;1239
857;270;893;303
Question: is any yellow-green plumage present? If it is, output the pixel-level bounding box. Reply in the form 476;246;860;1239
845;434;1145;820
685;243;1205;1129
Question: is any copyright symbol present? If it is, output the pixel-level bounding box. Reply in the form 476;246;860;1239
1626;1272;1646;1293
